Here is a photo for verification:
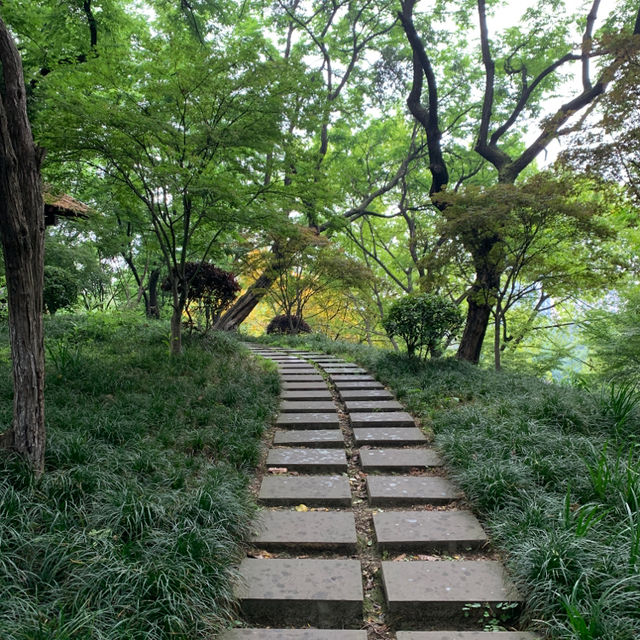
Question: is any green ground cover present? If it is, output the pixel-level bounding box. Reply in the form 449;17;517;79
0;315;279;639
258;334;640;639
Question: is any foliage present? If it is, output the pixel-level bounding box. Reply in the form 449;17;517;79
162;262;240;332
581;289;640;383
382;293;463;357
43;265;79;315
266;314;311;335
0;313;279;639
256;333;640;638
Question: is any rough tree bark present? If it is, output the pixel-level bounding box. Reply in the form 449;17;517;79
0;17;46;473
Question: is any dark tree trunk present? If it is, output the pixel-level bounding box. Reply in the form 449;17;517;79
214;242;288;331
0;19;46;473
147;267;160;319
456;257;502;364
214;271;276;331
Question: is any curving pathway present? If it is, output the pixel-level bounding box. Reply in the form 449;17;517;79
222;345;539;640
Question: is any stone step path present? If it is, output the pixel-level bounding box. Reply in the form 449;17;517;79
226;344;535;640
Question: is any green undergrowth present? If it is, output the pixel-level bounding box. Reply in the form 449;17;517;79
0;314;279;640
256;333;640;639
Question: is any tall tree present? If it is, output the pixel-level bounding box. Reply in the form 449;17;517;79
399;0;640;363
40;6;288;353
213;0;417;331
0;17;46;472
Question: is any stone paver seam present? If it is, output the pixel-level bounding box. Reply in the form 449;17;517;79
307;354;393;640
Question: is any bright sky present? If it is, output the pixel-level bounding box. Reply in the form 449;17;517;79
485;0;620;165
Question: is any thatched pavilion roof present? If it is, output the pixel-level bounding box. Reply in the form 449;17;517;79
44;186;90;227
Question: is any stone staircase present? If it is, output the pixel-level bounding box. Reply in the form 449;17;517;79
222;346;538;640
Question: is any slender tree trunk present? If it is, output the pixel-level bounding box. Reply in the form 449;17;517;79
493;305;502;371
170;284;183;356
0;19;46;473
147;267;160;319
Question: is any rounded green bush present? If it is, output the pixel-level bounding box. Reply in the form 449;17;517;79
383;293;463;357
43;266;78;315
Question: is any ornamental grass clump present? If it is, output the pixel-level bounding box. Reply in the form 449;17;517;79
0;313;279;640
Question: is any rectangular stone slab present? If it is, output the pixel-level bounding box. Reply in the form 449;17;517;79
322;368;368;375
281;390;333;400
278;368;319;374
373;510;487;552
350;411;414;428
259;475;351;506
344;400;404;413
360;448;442;471
252;510;357;551
353;427;426;446
276;412;340;429
366;476;459;506
333;381;384;390
266;447;348;472
396;633;539;640
237;558;363;627
274;429;345;448
280;401;337;413
381;560;521;626
282;381;330;390
224;631;368;640
340;389;394;400
330;375;377;382
280;374;324;382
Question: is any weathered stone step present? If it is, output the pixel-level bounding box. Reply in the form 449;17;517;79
333;380;385;390
360;447;442;471
353;427;426;446
340;389;394;401
344;400;404;412
252;510;357;551
330;375;377;382
236;558;363;627
282;381;331;390
266;448;348;472
259;475;351;506
224;630;367;640
381;560;521;626
366;476;459;506
274;429;345;448
280;374;324;382
278;368;319;374
281;390;333;400
373;510;487;552
277;363;317;368
323;368;368;375
280;401;337;413
396;633;538;640
350;411;414;428
276;413;340;429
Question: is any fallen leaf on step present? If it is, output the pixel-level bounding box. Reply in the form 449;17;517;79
295;504;309;512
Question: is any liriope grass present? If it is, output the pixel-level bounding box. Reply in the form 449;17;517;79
0;315;279;640
256;333;640;639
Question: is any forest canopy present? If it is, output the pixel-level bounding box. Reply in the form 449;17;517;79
1;0;639;374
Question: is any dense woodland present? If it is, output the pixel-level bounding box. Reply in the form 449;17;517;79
1;0;640;638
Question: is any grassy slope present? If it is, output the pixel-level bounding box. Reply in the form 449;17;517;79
257;333;640;640
0;314;279;640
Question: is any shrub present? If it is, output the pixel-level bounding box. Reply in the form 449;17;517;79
383;293;463;357
162;262;241;331
266;314;311;335
43;265;79;315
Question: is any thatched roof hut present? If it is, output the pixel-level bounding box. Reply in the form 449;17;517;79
44;187;90;227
